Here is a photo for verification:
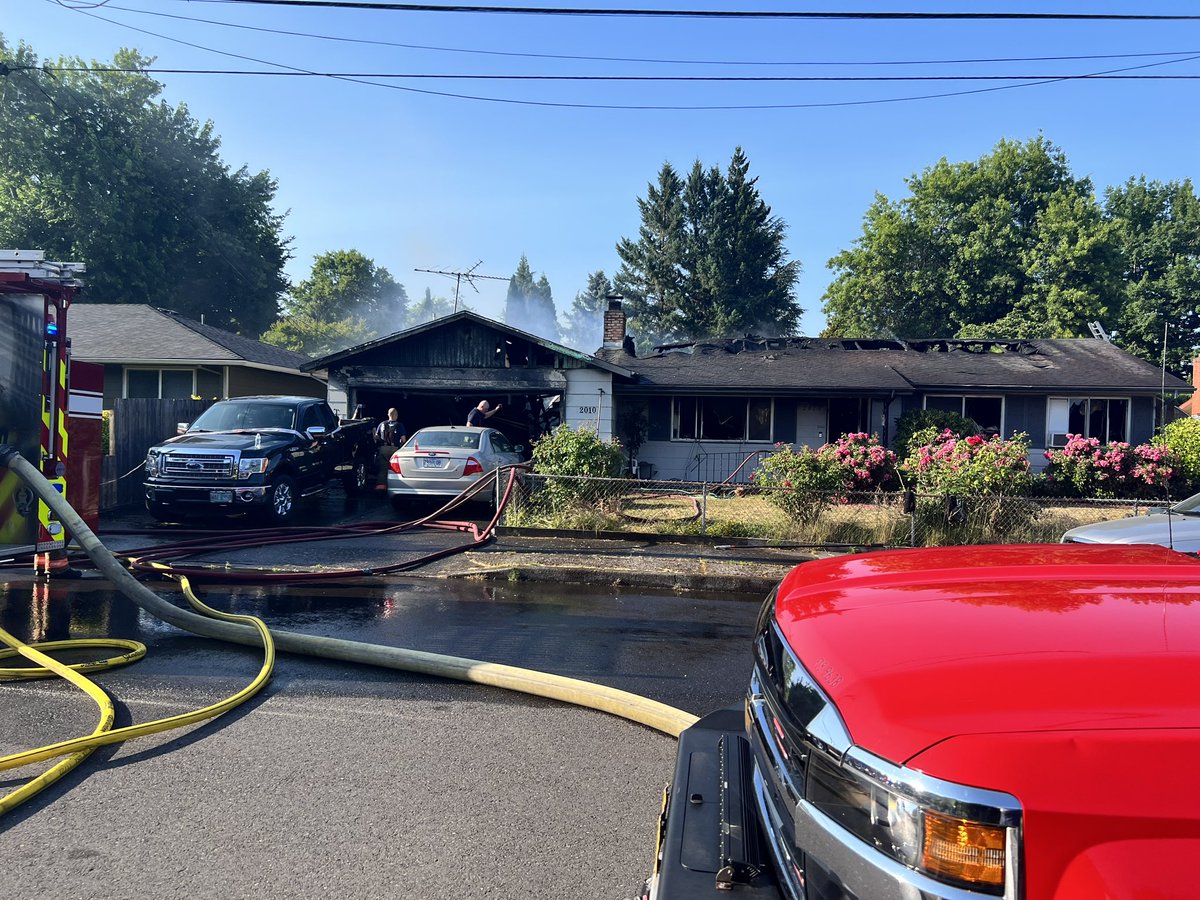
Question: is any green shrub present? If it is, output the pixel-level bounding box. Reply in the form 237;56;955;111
752;444;847;528
526;425;627;516
892;408;979;456
531;424;624;477
1155;417;1200;491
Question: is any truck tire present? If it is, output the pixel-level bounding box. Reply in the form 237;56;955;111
342;456;369;495
265;474;298;525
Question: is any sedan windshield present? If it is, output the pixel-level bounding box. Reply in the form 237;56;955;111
190;403;297;432
1171;491;1200;515
412;430;481;450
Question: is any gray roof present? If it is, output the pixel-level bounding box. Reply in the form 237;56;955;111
70;304;312;372
598;337;1190;395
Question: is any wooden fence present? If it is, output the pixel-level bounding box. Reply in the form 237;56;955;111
101;398;212;511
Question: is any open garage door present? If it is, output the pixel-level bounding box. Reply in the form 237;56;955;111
353;389;561;455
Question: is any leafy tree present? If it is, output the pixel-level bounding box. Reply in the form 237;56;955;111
406;287;457;327
262;249;406;356
559;270;612;350
1106;177;1200;378
822;136;1122;340
616;148;800;349
0;37;288;335
503;255;558;341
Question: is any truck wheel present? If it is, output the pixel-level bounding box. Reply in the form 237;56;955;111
343;456;369;495
266;474;298;524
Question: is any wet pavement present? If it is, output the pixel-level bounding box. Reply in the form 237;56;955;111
1;541;771;898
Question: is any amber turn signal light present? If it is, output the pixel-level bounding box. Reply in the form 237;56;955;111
922;811;1006;889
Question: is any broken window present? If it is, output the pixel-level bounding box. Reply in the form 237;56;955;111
671;397;774;442
925;395;1003;434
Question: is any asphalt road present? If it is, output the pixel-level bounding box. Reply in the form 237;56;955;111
1;572;765;900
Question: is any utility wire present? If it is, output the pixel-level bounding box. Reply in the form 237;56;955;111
47;2;1200;110
29;67;1200;81
139;1;1200;21
54;1;1200;69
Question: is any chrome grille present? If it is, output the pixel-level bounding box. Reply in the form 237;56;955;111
162;452;235;478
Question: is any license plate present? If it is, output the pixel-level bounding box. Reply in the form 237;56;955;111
210;490;233;503
419;457;445;469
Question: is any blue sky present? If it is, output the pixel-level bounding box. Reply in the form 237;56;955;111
6;1;1200;344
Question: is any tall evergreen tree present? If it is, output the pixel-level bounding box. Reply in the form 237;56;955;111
560;270;613;350
614;163;687;347
504;255;559;341
615;149;800;349
407;287;457;326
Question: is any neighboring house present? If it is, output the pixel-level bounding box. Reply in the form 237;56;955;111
1180;356;1199;417
70;304;325;406
303;300;1190;482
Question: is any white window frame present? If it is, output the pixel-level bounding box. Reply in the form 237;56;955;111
123;367;197;400
671;396;775;443
1046;396;1132;447
923;394;1005;434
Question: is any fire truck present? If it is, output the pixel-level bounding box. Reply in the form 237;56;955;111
0;250;99;573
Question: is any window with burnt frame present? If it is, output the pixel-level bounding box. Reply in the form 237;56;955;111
671;397;773;441
925;395;1003;434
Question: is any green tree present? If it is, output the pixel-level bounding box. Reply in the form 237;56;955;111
262;249;407;356
1106;177;1200;378
503;255;558;341
822;136;1121;340
0;37;288;335
560;270;612;350
616;148;800;349
407;287;457;327
614;162;687;347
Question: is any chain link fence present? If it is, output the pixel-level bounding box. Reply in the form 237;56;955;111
503;473;1158;547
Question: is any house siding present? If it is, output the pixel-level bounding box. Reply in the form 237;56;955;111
1005;395;1047;446
563;369;614;440
226;367;325;399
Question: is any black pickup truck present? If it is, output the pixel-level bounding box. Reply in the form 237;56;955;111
143;395;375;524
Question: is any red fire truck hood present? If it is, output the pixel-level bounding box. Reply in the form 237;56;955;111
772;544;1200;766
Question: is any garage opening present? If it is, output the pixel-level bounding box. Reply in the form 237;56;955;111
353;390;562;454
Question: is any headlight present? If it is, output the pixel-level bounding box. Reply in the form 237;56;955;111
238;457;269;478
145;452;159;476
808;753;1007;893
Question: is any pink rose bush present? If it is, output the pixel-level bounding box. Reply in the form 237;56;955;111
1043;434;1179;498
901;428;1032;496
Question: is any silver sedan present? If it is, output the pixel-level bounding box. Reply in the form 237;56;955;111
386;426;524;509
1062;490;1200;553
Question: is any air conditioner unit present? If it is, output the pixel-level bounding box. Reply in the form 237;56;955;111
1049;432;1072;447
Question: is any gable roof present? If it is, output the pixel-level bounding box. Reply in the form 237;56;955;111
69;304;313;373
302;309;635;377
597;336;1191;395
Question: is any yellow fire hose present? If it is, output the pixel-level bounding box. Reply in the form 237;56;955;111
0;446;698;816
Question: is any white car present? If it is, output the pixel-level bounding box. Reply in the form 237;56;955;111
386;426;523;509
1061;490;1200;553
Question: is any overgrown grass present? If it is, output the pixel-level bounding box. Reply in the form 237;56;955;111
503;483;1143;546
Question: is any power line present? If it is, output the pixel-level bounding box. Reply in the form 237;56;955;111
45;2;1200;111
56;2;1200;69
154;1;1200;21
27;67;1200;81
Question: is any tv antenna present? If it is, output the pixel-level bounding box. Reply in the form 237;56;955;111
415;261;507;312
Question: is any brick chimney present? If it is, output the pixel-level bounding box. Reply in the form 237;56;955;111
602;295;626;350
